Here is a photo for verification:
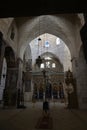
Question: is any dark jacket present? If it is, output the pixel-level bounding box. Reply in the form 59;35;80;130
43;101;49;111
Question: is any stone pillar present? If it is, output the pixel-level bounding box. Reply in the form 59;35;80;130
17;58;23;90
3;57;28;108
16;58;24;107
72;57;79;109
71;57;77;73
76;49;87;109
3;67;18;107
0;32;5;81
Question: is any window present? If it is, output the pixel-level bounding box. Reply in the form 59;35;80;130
45;57;51;60
56;38;60;45
46;61;50;68
40;63;44;68
52;63;56;68
45;41;50;47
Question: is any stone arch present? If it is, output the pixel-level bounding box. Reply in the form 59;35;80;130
40;51;64;71
30;33;72;72
18;15;80;60
12;15;82;105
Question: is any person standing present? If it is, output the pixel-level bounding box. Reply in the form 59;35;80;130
43;99;49;117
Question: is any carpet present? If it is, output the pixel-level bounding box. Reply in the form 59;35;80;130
35;115;53;129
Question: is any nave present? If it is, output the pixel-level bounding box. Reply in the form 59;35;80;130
0;14;87;130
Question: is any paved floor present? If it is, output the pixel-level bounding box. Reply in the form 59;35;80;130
0;101;87;130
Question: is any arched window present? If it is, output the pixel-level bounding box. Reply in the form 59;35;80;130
52;63;56;68
45;41;50;47
40;63;44;68
46;61;50;68
56;38;60;45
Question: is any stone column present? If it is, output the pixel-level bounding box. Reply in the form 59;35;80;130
17;58;23;90
16;58;24;108
0;32;5;81
76;50;87;109
4;67;18;107
71;57;78;77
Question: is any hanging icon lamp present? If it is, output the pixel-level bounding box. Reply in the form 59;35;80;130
36;16;42;68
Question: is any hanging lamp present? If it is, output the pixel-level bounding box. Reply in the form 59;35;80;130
36;16;42;68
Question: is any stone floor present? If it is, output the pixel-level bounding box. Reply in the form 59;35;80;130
0;101;87;130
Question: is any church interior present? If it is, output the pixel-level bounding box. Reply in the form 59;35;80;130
0;1;87;130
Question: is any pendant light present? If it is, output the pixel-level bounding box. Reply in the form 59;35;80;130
36;16;42;68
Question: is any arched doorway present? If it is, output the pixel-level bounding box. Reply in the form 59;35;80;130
16;15;81;108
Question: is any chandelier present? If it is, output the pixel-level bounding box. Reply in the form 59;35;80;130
36;55;42;68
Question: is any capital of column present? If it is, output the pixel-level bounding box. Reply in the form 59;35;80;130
15;57;23;67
